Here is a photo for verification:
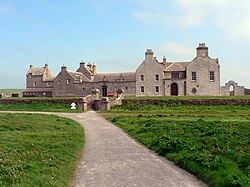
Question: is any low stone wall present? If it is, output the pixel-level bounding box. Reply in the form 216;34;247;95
123;99;250;105
0;98;83;105
245;89;250;95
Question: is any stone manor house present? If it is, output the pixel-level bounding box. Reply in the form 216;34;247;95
23;43;248;97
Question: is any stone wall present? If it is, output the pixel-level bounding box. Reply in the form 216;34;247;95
245;88;250;95
123;99;250;105
221;80;245;96
0;98;83;105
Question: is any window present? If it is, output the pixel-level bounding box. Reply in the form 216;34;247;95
117;78;125;81
33;82;36;87
155;86;159;93
125;86;128;90
47;82;50;86
140;86;144;93
172;72;179;79
192;72;197;81
155;74;159;81
66;79;70;84
140;75;144;81
210;71;215;81
58;80;61;84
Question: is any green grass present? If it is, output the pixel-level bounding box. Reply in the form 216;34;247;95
0;89;24;94
0;97;82;100
0;102;82;112
106;102;250;115
103;104;250;187
0;113;84;187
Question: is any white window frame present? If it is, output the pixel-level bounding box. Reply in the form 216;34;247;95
191;72;197;81
209;71;215;81
33;82;36;87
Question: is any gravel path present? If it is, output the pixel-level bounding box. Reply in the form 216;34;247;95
58;111;205;187
1;111;206;187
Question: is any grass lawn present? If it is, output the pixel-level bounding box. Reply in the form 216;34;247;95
102;103;250;187
0;89;24;94
0;102;82;113
0;113;84;187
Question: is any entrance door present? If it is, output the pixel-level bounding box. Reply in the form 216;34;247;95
171;83;178;96
102;85;107;97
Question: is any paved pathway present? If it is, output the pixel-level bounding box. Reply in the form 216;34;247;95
1;111;205;187
57;111;205;187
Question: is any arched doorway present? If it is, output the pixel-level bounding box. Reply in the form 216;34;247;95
229;85;235;96
171;83;178;96
102;85;108;97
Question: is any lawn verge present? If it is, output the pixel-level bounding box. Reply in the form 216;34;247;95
0;113;84;187
103;104;250;186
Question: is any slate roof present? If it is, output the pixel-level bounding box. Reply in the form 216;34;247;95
43;77;55;81
164;62;190;72
68;71;83;80
27;67;45;76
24;88;53;92
93;72;136;82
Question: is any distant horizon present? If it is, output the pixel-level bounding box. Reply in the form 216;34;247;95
1;1;250;88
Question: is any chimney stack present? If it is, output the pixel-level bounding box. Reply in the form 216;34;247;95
163;56;167;63
145;49;154;61
196;43;208;58
80;60;85;69
92;63;96;75
61;65;67;72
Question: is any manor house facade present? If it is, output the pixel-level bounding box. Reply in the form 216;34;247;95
23;43;222;97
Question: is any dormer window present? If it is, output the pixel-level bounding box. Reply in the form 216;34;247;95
66;79;70;84
117;74;126;82
33;82;36;87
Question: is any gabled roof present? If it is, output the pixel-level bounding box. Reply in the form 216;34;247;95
43;77;55;81
67;71;85;81
93;72;136;82
164;62;190;72
27;67;45;76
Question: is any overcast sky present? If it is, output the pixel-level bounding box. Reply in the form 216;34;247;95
0;0;249;88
